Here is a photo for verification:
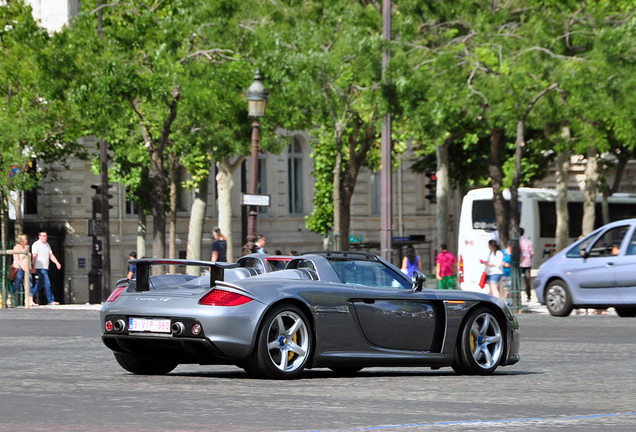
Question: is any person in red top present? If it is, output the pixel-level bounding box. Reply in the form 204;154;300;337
436;244;457;290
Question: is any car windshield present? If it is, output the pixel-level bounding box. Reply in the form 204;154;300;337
328;259;411;290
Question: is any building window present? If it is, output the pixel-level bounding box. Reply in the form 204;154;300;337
288;138;303;214
125;187;138;216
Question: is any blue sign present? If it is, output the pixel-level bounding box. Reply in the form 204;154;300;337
78;258;86;269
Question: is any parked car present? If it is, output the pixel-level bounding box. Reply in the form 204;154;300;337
534;218;636;317
101;252;520;379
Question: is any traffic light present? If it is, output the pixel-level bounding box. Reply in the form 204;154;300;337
91;184;113;215
425;171;437;203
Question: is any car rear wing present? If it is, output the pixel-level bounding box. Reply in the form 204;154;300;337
129;259;238;292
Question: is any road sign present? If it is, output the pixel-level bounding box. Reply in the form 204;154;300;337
241;193;271;207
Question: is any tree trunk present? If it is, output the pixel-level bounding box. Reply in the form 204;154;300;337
7;191;23;238
339;120;374;251
510;119;524;244
137;211;147;259
216;156;245;260
168;151;177;274
489;129;508;247
216;159;235;260
150;150;167;266
582;145;598;236
332;125;344;250
436;138;451;249
186;173;208;275
554;123;571;252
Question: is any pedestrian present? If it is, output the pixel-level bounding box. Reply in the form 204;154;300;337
31;231;61;306
290;250;298;256
500;244;512;304
435;244;457;290
211;227;228;262
519;228;534;302
401;246;422;278
126;251;137;280
480;240;503;298
9;234;29;308
256;235;267;254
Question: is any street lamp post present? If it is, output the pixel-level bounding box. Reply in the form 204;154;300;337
242;69;269;256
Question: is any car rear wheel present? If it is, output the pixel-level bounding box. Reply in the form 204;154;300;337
545;280;573;317
244;304;312;379
114;353;178;375
453;307;504;375
615;307;636;318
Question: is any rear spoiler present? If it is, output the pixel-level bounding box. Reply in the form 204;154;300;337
130;259;238;292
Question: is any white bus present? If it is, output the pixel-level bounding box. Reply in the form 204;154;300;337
457;187;636;292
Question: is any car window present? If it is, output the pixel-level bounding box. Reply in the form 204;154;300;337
588;225;630;258
296;260;316;271
625;228;636;256
329;259;410;290
566;232;598;258
239;257;264;273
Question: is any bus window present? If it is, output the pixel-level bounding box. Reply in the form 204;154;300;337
472;200;511;231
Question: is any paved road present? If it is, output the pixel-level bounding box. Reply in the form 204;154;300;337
1;307;635;431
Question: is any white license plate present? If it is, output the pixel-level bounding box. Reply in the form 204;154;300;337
128;318;171;333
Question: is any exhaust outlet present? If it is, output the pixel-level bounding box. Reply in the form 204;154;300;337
171;322;185;335
113;320;126;332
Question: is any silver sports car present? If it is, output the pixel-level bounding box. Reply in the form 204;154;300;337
101;251;520;379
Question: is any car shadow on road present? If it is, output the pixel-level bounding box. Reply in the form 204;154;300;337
171;368;539;380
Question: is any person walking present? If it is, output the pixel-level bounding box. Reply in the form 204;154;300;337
126;251;137;280
9;234;29;308
210;227;228;262
435;244;457;290
401;246;422;278
519;228;534;302
500;244;512;304
31;232;61;306
480;240;504;298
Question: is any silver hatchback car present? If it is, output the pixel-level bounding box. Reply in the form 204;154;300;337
534;218;636;317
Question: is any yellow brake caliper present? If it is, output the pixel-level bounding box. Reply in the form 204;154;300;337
288;333;297;362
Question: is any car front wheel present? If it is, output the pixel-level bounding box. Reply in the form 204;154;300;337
114;353;178;375
453;306;504;375
244;304;312;379
545;280;573;317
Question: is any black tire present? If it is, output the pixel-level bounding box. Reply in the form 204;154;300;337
615;307;636;318
243;304;313;379
545;279;573;317
114;352;178;375
454;306;504;375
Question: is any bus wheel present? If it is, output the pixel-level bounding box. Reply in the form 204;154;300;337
545;280;573;317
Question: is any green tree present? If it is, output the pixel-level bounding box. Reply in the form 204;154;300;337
0;0;87;243
41;0;272;263
258;0;394;250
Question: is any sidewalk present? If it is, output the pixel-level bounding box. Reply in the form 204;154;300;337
2;303;103;311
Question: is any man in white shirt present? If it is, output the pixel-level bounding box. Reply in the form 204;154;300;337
31;232;61;306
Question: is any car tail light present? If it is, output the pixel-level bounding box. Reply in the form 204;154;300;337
459;255;464;283
199;289;252;306
106;286;126;302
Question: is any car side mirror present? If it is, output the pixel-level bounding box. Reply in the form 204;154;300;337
579;249;589;259
412;271;426;292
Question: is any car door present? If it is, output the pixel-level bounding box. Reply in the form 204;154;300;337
613;224;636;296
572;224;630;301
345;261;441;352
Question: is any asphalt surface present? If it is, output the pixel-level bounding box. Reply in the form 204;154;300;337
0;305;635;431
